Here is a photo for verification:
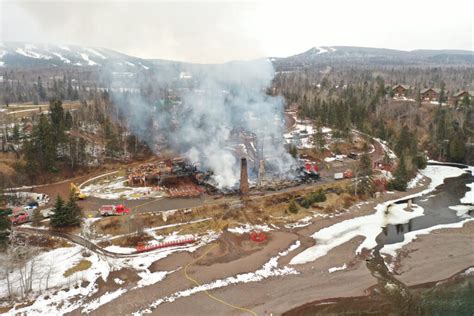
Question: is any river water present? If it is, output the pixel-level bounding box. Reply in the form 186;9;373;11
378;171;473;246
286;165;474;315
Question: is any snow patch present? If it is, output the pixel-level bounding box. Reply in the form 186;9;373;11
52;52;71;64
81;288;127;313
86;48;107;59
16;48;51;59
460;180;473;205
80;53;99;66
328;263;347;273
227;223;273;234
407;173;424;189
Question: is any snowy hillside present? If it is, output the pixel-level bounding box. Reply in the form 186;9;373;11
272;46;474;70
0;42;154;69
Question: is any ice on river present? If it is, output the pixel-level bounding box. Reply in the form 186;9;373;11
290;165;469;265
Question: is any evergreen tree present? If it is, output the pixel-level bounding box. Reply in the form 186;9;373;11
288;198;298;214
64;111;73;130
37;76;46;101
49;99;66;145
24;114;57;173
354;151;374;196
50;196;66;228
12;124;20;143
312;125;326;153
31;208;42;227
448;136;466;163
50;194;82;228
390;154;408;191
0;214;11;250
461;95;471;107
64;191;82;226
104;119;120;158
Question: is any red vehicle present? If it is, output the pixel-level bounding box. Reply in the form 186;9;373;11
99;204;130;216
303;162;320;178
343;169;354;178
11;212;30;225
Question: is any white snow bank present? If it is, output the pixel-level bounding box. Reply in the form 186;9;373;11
3;245;112;314
82;288;127;313
328;263;347;273
460;181;473;205
227;223;273;234
80;53;99;66
104;245;136;254
290;165;468;265
374;137;397;160
407;173;424;189
381;218;474;257
449;205;474;217
135;270;174;289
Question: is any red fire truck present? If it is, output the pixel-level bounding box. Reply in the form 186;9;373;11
99;205;130;216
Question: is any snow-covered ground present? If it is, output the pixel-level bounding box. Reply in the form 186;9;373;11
80;53;99;66
290;165;469;265
4;191;49;208
227;223;273;234
81;176;166;200
283;118;333;150
373;137;397;160
328;263;347;273
3;228;221;314
407;173;424;189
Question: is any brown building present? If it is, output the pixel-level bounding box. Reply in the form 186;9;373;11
391;84;410;97
451;90;474;105
421;88;441;101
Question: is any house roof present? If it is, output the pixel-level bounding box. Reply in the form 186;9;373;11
421;88;441;94
454;90;474;97
392;84;410;90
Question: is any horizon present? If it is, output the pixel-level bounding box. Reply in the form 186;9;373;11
2;40;473;64
2;0;473;63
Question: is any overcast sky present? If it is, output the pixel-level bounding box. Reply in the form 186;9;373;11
1;0;473;63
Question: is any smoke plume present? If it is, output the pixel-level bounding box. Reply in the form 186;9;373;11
106;59;295;189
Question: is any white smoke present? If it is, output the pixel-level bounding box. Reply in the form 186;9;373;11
106;58;295;189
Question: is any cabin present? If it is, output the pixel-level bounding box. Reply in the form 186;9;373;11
421;88;441;101
391;84;410;97
450;90;474;106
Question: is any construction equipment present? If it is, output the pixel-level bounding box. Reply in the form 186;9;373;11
71;183;87;200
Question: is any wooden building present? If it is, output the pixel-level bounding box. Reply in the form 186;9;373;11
391;84;410;97
450;90;474;106
421;88;441;101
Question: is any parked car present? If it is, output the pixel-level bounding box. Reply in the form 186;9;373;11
23;205;36;212
28;201;39;208
11;212;30;225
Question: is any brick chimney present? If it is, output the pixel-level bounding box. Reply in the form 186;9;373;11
240;158;249;195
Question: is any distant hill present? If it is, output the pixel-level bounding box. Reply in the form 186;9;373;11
271;46;474;70
0;42;154;70
1;42;472;72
